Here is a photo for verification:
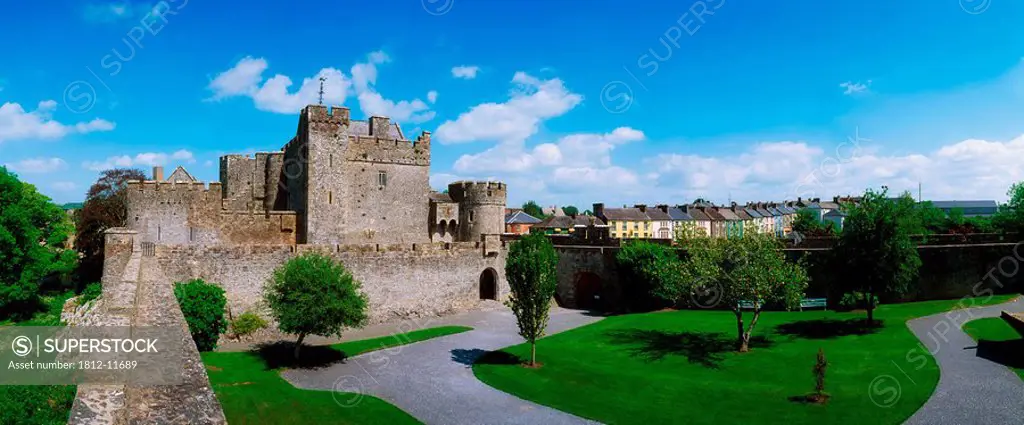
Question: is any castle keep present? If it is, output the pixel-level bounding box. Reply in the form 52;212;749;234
117;104;510;326
129;104;506;246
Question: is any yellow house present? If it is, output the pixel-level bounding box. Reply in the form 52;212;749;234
594;203;652;239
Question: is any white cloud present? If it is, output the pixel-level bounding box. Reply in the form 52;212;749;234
207;52;436;123
435;72;583;144
0;101;115;143
453;127;644;173
4;157;68;174
52;182;78;192
840;80;871;95
83;150;194;172
427;90;438;104
451;66;480;79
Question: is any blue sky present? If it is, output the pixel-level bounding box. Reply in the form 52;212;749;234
2;0;1024;208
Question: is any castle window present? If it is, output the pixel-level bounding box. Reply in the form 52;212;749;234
329;154;333;167
378;171;387;187
469;211;474;223
329;191;333;204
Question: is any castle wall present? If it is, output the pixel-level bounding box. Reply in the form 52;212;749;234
448;181;506;242
340;154;430;243
302;105;349;245
264;151;286;211
155;242;507;324
220;155;256;211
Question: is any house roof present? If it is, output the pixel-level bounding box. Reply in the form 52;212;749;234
602;207;649;221
166;166;197;183
930;200;998;210
702;208;727;221
505;210;542;224
535;214;604;228
731;208;752;220
824;209;847;218
645;208;672;221
804;202;822;209
817;201;841;210
755;207;773;217
667;206;693;221
542;206;565;216
686;207;711;221
767;207;785;216
743;207;763;218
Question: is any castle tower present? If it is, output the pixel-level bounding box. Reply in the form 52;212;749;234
447;181;507;242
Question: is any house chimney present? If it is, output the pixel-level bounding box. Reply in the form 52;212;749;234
369;116;391;137
634;204;647;213
593;203;605;219
153;166;164;182
657;204;669;214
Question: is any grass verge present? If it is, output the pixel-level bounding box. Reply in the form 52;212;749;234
202;325;472;424
474;295;1017;425
962;317;1024;380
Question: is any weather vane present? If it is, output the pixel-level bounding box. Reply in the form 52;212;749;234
318;77;326;105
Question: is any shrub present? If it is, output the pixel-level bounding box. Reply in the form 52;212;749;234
264;253;369;359
0;385;76;425
615;241;684;311
837;291;879;311
77;282;102;306
230;311;268;338
173;279;228;352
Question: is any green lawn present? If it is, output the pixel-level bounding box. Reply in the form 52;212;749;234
474;295;1019;425
202;326;472;425
962;317;1024;380
0;290;78;425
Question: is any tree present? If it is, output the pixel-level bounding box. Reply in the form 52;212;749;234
910;200;947;235
680;233;808;351
522;200;544;219
993;181;1024;233
173;279;228;351
76;168;147;283
504;233;559;366
264;253;369;359
0;168;77;318
562;205;579;216
615;241;684;310
832;188;921;323
813;348;828;402
792;208;825;235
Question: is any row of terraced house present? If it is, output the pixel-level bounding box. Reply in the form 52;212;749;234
525;197;849;240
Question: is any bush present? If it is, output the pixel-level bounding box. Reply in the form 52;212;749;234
230;311;268;338
615;241;684;311
837;292;879;311
173;279;228;352
0;385;76;425
77;282;102;306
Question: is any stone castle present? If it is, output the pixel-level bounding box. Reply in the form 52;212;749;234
128;104;507;247
115;104;510;327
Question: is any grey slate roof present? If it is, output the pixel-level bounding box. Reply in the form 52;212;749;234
824;209;847;218
767;207;785;217
686;207;712;221
744;207;763;218
645;208;672;221
930;200;998;216
818;201;841;210
535;215;605;228
667;206;693;221
348;120;405;140
731;208;752;220
602;207;649;221
505;210;542;224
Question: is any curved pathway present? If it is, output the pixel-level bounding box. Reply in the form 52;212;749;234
283;307;603;425
904;296;1024;424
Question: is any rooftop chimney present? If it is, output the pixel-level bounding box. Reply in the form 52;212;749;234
153;166;164;182
634;204;647;213
593;203;605;219
657;204;669;213
369;116;390;138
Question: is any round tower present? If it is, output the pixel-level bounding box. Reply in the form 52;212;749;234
447;181;507;242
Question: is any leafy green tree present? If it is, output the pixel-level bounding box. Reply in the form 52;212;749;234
616;241;685;310
264;253;369;359
562;205;579;216
505;233;559;366
0;168;77;318
993;181;1024;233
173;279;228;351
522;200;544;219
911;201;947;235
792;208;826;235
832;187;921;323
681;233;808;351
76;168;147;283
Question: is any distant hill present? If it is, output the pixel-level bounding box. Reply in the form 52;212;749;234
62;202;84;210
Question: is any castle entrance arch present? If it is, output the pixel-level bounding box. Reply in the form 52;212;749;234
479;268;498;300
574;272;602;310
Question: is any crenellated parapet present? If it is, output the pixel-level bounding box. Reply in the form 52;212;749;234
346;134;430;165
447;181;507;206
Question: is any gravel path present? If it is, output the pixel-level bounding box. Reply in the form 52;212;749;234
282;307;603;425
904;296;1024;425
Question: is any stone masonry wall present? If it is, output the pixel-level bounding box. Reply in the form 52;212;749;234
155;242;508;324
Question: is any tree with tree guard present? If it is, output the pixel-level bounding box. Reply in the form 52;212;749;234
832;188;921;323
504;233;559;366
264;253;369;359
679;233;808;352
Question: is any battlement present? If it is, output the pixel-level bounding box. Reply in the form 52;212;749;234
346;133;430;165
128;180;223;198
304;104;350;124
447;181;507;204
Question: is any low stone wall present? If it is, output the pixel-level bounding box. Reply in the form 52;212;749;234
1003;311;1024;336
155;242;508;325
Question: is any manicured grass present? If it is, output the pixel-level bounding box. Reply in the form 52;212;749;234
962;317;1024;380
202;325;472;425
0;290;78;425
474;295;1018;425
